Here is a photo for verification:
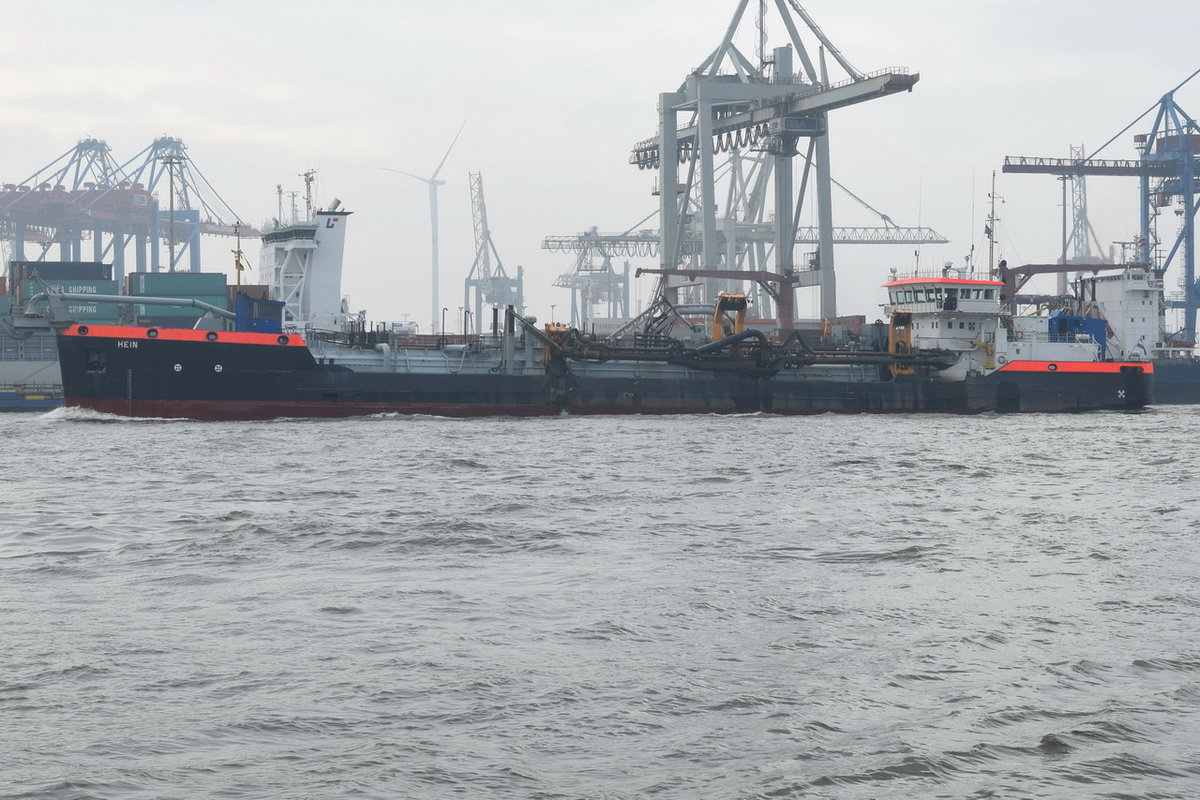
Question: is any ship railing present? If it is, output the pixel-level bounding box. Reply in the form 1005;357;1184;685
396;333;483;348
310;328;493;350
1009;329;1099;346
887;268;994;282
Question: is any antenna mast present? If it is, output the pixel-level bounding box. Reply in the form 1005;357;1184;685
301;169;316;221
986;171;1002;279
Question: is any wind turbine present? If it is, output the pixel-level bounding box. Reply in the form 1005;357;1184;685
384;121;465;335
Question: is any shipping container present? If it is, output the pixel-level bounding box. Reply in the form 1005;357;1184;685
13;286;121;321
18;279;120;305
228;284;271;308
127;271;227;297
57;300;122;322
9;260;111;283
0;330;57;361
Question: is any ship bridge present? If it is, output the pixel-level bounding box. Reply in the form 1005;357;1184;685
882;273;1006;354
882;274;1004;315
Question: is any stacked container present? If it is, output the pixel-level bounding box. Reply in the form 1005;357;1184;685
126;272;229;326
9;261;119;323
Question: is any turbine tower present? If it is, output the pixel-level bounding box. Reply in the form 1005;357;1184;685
384;122;465;334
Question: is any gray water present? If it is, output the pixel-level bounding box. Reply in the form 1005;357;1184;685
2;407;1199;799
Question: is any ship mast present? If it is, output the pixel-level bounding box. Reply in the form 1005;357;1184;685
301;169;316;221
232;223;246;289
986;170;1002;280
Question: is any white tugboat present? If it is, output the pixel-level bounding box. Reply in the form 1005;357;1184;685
882;266;1150;411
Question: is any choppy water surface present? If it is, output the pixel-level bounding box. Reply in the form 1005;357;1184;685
2;407;1199;799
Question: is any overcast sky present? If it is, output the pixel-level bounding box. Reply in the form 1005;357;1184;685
3;0;1198;330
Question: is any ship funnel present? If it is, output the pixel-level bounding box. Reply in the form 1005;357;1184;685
328;198;342;212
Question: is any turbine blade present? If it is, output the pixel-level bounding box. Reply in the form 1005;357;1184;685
381;167;431;183
429;120;467;181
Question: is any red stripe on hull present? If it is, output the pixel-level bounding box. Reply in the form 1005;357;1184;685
996;360;1153;374
62;324;305;347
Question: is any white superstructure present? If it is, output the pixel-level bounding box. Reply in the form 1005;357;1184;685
261;202;352;331
882;272;1108;381
1072;268;1163;359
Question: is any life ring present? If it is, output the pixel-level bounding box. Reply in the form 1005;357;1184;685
997;355;1007;365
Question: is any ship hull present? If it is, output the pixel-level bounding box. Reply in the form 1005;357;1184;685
55;325;1152;420
1150;358;1200;404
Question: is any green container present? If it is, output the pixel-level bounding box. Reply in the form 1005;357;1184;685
57;298;122;322
129;272;227;297
134;294;228;318
20;279;119;303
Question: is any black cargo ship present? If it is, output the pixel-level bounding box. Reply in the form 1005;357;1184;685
54;281;1152;419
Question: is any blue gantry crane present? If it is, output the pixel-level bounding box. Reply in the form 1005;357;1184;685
0;136;255;287
1004;69;1200;344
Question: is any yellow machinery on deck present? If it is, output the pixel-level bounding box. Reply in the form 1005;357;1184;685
712;293;748;341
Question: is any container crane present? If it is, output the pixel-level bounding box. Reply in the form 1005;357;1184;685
463;172;523;335
548;227;632;330
543;163;946;323
1003;70;1200;343
0;136;256;287
633;0;920;329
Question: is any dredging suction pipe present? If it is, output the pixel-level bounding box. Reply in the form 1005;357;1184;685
695;328;771;354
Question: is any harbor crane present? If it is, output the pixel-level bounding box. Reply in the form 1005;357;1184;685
632;0;920;329
0;136;254;286
463;172;523;335
545;153;945;325
547;227;634;330
1003;70;1200;343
